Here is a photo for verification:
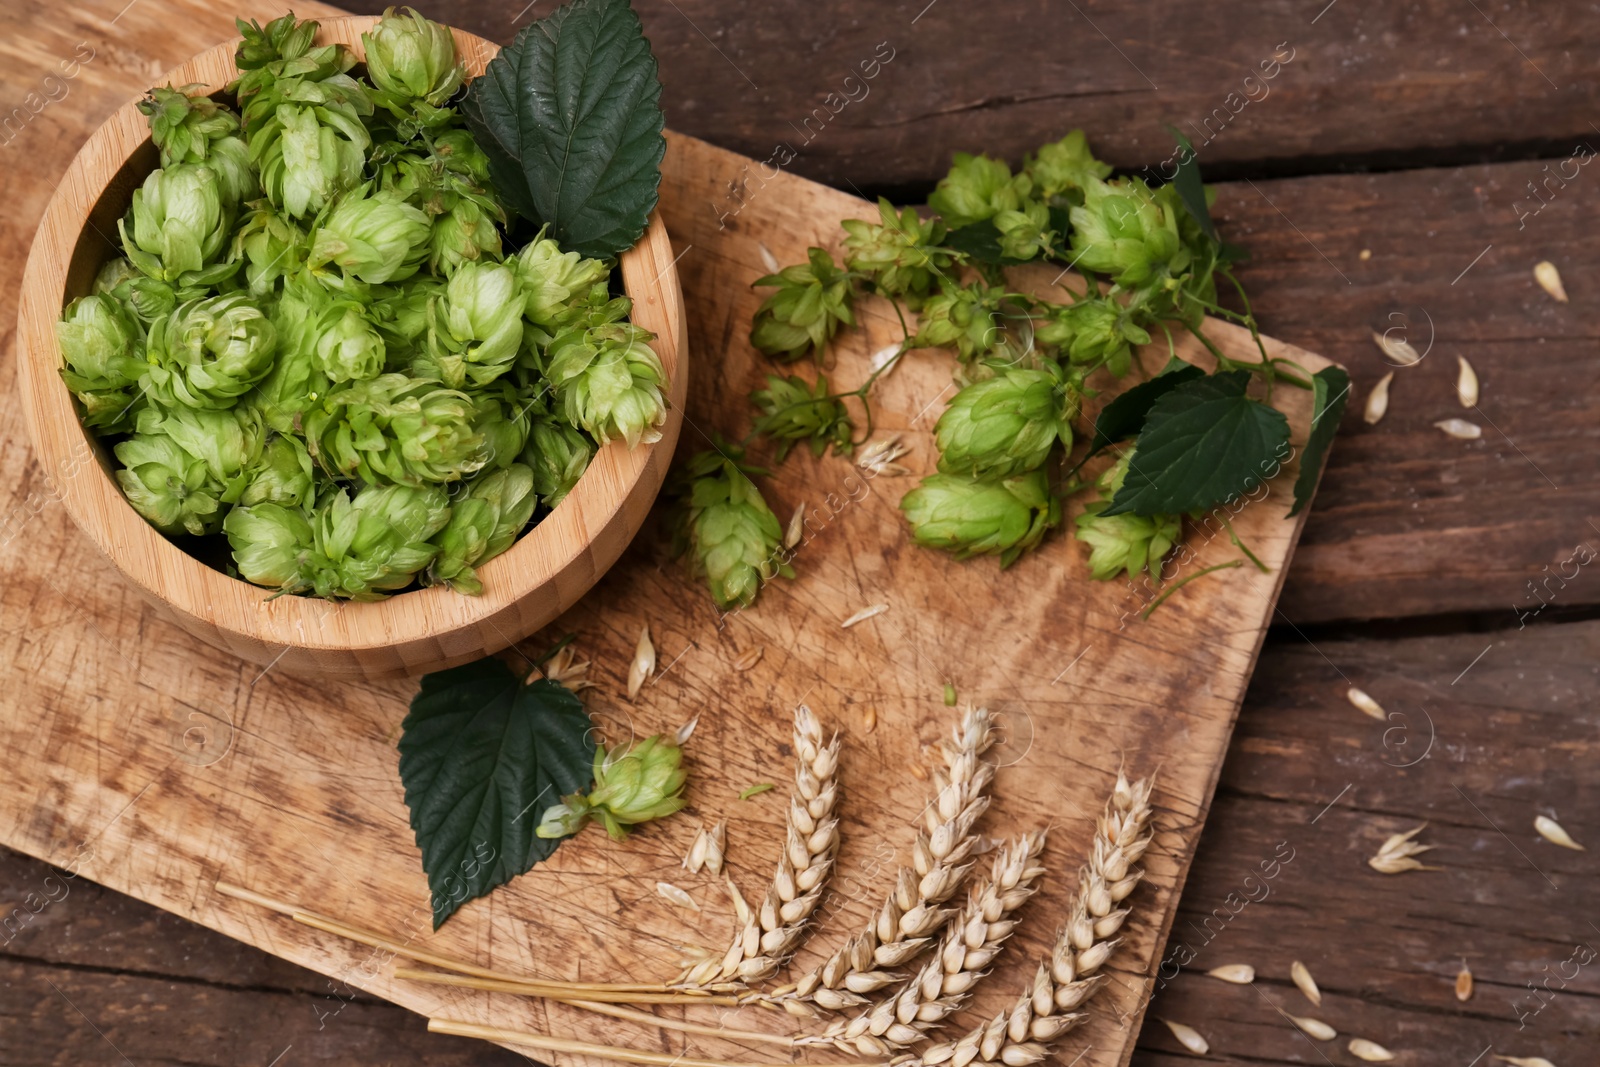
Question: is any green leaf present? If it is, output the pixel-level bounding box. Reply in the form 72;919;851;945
1288;365;1351;517
398;657;597;928
461;0;665;259
1104;370;1290;517
1088;357;1206;454
942;220;1030;266
1164;125;1216;242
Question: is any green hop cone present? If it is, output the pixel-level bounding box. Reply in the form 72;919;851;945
251;282;332;433
239;434;316;508
545;309;667;448
521;413;594;508
1072;447;1180;581
993;199;1052;262
672;448;792;610
145;403;265;498
56;293;146;431
233;12;321;72
139;87;257;207
749;247;855;363
1023;130;1111;204
144;294;279;410
1035;295;1152;377
306;483;452;599
927;152;1029;229
425;464;538;594
114;406;262;537
119;164;231;283
513;233;611;331
94;258;184;324
840;198;953;306
1069;176;1184;288
935;366;1073;479
415;260;523;388
537;735;688;842
304;372;486;487
232;202;308;296
222;501;314;591
369;274;444;346
470;392;532;471
900;470;1060;567
428;192;503;276
247;68;374;219
912;282;1007;363
362;7;465;124
750;373;853;462
310;184;431;285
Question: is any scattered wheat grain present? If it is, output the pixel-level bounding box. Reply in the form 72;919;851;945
842;604;888;629
675;715;700;746
1289;1015;1336;1040
656;882;699;911
1364;372;1393;425
1207;964;1255;984
1369;823;1436;874
1347;686;1386;721
1434;418;1482;440
1534;261;1568;303
706;821;727;875
1535;814;1583;850
1457;356;1479;407
1456;962;1473;1001
1162;1020;1209;1054
734;647;765;671
627;624;655;699
1497;1057;1557;1067
1348;1037;1395;1062
683;830;710;874
1291;960;1322;1005
785;502;807;549
758;242;781;275
1372;329;1421;366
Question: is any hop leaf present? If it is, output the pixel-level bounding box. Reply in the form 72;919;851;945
840;198;952;306
935;366;1073;478
899;470;1060;567
750;373;853;462
749;248;854;363
672;448;791;609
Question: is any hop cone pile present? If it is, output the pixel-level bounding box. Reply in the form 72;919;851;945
57;10;668;600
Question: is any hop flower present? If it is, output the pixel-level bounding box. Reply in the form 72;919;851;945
912;282;1008;362
115;406;263;536
247;69;374;219
56;293;146;431
545;305;667;448
840;198;953;305
993;199;1052;261
1023;130;1111;203
309;184;431;285
232;202;307;296
749;373;853;462
537;735;688;842
927;151;1028;229
935;366;1072;478
899;470;1060;567
93;258;182;324
144;294;279;410
119;164;232;282
426;463;538;594
428;192;503;275
1069;176;1184;288
413;260;524;388
672;448;791;609
139;87;257;208
303;373;487;486
250;283;332;433
221;501;315;590
362;7;465;123
522;413;594;508
312;298;387;382
1073;451;1179;580
239;434;316;509
749;247;855;363
369;274;444;345
1035;295;1152;376
233;12;322;72
513;232;611;331
471;392;532;471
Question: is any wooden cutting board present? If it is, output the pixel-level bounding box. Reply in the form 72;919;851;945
0;3;1334;1065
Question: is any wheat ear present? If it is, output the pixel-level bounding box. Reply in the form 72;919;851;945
679;704;841;987
799;829;1048;1057
918;770;1155;1067
790;705;997;1011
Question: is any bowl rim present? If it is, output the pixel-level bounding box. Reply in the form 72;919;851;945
14;15;687;665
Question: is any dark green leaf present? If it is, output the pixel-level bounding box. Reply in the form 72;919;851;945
1088;357;1205;454
1164;124;1216;242
398;657;596;928
1104;370;1290;517
1288;365;1351;517
942;220;1030;266
461;0;666;258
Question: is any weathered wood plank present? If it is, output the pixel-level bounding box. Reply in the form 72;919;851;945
334;0;1600;191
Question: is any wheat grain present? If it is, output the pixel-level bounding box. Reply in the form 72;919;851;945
678;705;841;987
1434;418;1482;440
1534;814;1583;850
706;820;727;876
1371;330;1421;366
1363;372;1393;425
1369;823;1437;873
1348;1037;1395;1062
917;769;1156;1067
1288;1015;1337;1040
789;706;998;1011
1161;1020;1209;1054
1207;964;1255;984
1456;355;1479;406
1534;260;1568;303
658;882;700;911
802;829;1048;1056
1290;960;1322;1005
628;623;656;699
1456;962;1473;1001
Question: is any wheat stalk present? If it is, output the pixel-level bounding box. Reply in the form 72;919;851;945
799;829;1048;1057
789;706;998;1011
918;770;1156;1067
679;704;842;987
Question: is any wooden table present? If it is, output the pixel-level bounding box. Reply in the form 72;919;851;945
3;2;1596;1065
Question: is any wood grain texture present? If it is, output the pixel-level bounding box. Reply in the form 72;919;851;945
14;18;689;682
340;0;1600;191
0;7;1342;1067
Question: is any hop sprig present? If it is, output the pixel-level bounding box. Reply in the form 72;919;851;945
841;198;954;305
750;248;855;363
750;373;854;462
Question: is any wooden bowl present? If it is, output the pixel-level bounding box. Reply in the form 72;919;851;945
14;17;687;682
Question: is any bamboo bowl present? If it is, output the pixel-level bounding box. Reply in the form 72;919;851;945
15;17;687;682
